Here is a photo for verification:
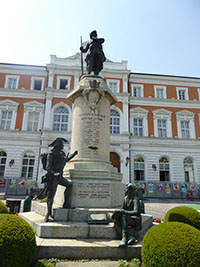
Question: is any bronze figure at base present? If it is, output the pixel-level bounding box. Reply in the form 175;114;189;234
112;183;142;247
39;137;78;222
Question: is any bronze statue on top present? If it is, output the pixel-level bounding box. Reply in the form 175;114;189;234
112;183;142;247
80;30;106;76
40;138;78;222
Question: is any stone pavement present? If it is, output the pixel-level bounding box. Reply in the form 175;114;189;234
56;261;119;267
144;198;200;219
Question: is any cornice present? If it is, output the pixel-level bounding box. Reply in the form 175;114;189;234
130;97;200;109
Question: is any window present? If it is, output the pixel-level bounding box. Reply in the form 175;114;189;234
30;77;45;90
21;152;35;179
134;156;144;181
56;76;71;90
27;112;39;131
133;118;143;136
154;86;167;99
198;88;200;100
4;75;20;89
107;80;120;93
184;157;194;183
131;84;144;97
0;111;12;130
176;110;195;139
181;121;190;139
157;119;167;138
176;87;188;100
110;110;120;134
22;101;44;131
53;107;69;131
0;151;7;177
159;157;170;181
153;109;172;138
0;100;18;131
131;107;148;136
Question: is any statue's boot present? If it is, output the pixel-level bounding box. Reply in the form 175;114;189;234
63;185;72;208
44;203;55;222
127;235;136;245
119;230;127;247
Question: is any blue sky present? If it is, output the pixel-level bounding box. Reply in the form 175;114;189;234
0;0;200;77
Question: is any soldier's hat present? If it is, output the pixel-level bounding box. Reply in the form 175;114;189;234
90;30;97;39
48;137;69;147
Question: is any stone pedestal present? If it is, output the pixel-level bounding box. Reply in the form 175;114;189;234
54;75;124;208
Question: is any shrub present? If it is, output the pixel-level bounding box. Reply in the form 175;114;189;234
164;206;200;230
0;214;36;267
0;200;8;214
142;222;200;267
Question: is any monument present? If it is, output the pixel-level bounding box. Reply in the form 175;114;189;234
19;31;153;259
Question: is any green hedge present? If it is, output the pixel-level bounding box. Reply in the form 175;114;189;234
0;214;36;267
0;200;8;214
142;222;200;267
164;206;200;230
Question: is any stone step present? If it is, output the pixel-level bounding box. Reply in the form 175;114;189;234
20;211;152;240
36;236;142;260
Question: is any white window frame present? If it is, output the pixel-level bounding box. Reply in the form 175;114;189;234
133;118;143;137
0;151;7;177
131;84;144;97
22;101;44;131
176;110;195;139
154;85;167;99
130;107;148;136
153;109;172;138
0;100;18;130
107;79;120;93
110;109;120;134
4;75;20;89
56;76;71;90
157;119;167;138
176;87;188;100
50;103;72;132
198;88;200;100
30;77;45;91
53;106;69;132
21;152;35;180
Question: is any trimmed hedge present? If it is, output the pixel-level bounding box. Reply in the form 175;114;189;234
164;206;200;230
0;200;8;214
0;214;36;267
142;222;200;267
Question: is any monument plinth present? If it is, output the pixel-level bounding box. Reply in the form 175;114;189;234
54;75;124;208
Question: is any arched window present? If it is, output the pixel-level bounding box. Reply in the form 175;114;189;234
53;107;69;132
184;157;194;183
110;110;120;134
110;152;120;172
159;157;170;181
21;152;35;179
0;151;7;177
134;156;144;181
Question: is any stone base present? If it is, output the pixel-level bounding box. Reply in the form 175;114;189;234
36;236;142;260
54;161;124;208
20;202;153;240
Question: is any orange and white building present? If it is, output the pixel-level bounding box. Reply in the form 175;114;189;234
0;53;200;197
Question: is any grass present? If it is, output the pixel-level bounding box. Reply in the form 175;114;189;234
183;204;200;210
34;258;142;267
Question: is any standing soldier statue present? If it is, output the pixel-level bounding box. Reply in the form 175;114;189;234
40;138;78;222
80;30;106;76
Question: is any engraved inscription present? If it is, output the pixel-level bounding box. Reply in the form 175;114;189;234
79;113;106;156
73;183;111;200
